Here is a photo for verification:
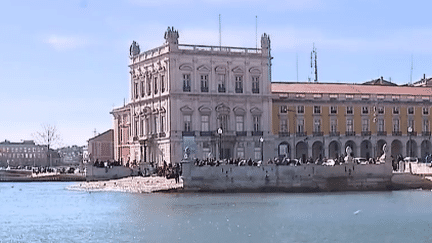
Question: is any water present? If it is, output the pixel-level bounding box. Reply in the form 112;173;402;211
1;183;432;243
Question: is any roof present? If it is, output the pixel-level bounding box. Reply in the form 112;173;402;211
362;77;398;86
88;129;113;142
271;82;432;96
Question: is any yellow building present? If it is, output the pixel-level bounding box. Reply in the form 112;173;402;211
271;80;432;162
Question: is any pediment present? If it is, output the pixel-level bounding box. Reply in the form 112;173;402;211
198;105;212;114
197;65;211;73
215;66;227;74
250;107;262;115
233;107;246;115
232;66;244;74
249;67;262;75
179;64;193;71
215;103;230;114
180;105;194;114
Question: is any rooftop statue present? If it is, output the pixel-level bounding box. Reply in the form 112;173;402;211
129;40;140;56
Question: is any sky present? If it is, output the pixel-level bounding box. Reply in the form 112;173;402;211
2;0;432;147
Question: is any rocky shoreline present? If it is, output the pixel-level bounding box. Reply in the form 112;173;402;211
67;176;183;193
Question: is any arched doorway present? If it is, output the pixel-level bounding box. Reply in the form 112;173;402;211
328;140;340;159
312;141;323;161
296;141;308;162
377;139;387;158
406;140;418;158
360;140;372;159
421;140;432;160
278;142;290;159
391;140;403;159
345;140;356;157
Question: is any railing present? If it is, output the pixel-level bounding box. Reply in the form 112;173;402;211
377;131;387;136
313;132;323;137
296;132;307;137
329;131;340;137
408;131;417;136
218;85;226;93
178;44;262;54
252;88;259;94
345;131;356;136
182;131;195;137
422;131;431;136
183;86;191;92
236;131;247;136
158;132;166;138
392;131;402;136
235;88;243;93
278;132;290;137
201;86;208;92
252;131;263;136
200;131;213;136
361;131;371;136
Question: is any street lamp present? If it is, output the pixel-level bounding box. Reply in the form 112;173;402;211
408;126;413;157
217;127;223;160
260;136;264;162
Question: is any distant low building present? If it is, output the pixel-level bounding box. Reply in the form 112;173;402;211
87;129;114;162
56;145;84;165
0;140;48;167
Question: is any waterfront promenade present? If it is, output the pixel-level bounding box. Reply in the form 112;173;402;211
69;176;183;193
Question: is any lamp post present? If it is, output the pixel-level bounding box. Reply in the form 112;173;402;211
260;136;264;162
217;127;223;160
408;126;413;157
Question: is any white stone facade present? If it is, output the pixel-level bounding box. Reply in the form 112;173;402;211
112;27;273;165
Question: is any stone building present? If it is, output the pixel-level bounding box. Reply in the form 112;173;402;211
87;129;114;163
0;140;48;167
111;27;273;165
271;80;432;162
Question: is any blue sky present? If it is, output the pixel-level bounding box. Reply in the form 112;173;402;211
2;0;432;147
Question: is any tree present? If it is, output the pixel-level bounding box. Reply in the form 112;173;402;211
33;124;62;167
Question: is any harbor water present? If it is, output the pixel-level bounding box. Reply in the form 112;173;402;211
1;182;432;242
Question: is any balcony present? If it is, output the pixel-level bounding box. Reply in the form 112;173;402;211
313;131;323;137
235;88;243;93
252;131;263;136
158;132;166;138
218;85;226;93
329;131;340;137
150;134;158;139
236;131;247;136
392;131;402;136
182;131;195;137
377;131;387;136
345;131;356;136
408;131;417;136
278;131;290;137
201;86;208;92
296;131;307;137
361;131;371;136
422;131;431;136
200;131;213;136
252;88;260;94
183;85;191;92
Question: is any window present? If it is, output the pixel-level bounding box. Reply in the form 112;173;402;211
161;115;165;132
408;107;414;115
393;107;399;115
183;74;191;92
147;77;151;96
330;119;337;133
297;105;304;114
346;118;353;132
141;81;145;97
408;119;414;131
134;82;138;99
393;119;400;132
313;106;321;114
297;119;304;133
362;119;369;132
254;147;261;160
253;116;260;131
235;76;243;93
218;115;228;131
280;119;288;132
184;115;191;132
145;117;150;135
161;75;165;93
200;74;208;92
252;76;259;93
362;106;369;114
378;106;384;114
330;106;337;114
154;77;158;94
218;74;226;93
423;119;429;132
203;147;211;159
237;147;245;159
280;105;287;113
236;116;244;132
346;106;353;114
154;116;159;133
135;120;138;136
140;119;144;136
423;107;429;115
314;119;321;132
201;115;209;131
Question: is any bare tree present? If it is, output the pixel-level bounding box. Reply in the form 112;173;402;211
33;124;62;167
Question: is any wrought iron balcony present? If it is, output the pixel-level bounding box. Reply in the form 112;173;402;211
200;131;213;136
158;132;166;138
296;131;307;137
313;131;323;137
182;131;195;137
235;88;243;93
183;85;191;92
408;131;417;136
377;131;387;136
252;88;259;94
236;131;247;136
218;85;226;93
252;131;263;136
201;86;208;92
329;131;340;137
345;131;356;136
392;131;402;136
278;131;290;137
422;131;431;136
361;131;371;136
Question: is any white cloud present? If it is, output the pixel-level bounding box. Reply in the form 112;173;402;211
45;35;89;50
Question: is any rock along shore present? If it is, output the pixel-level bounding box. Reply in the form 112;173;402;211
68;176;183;193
